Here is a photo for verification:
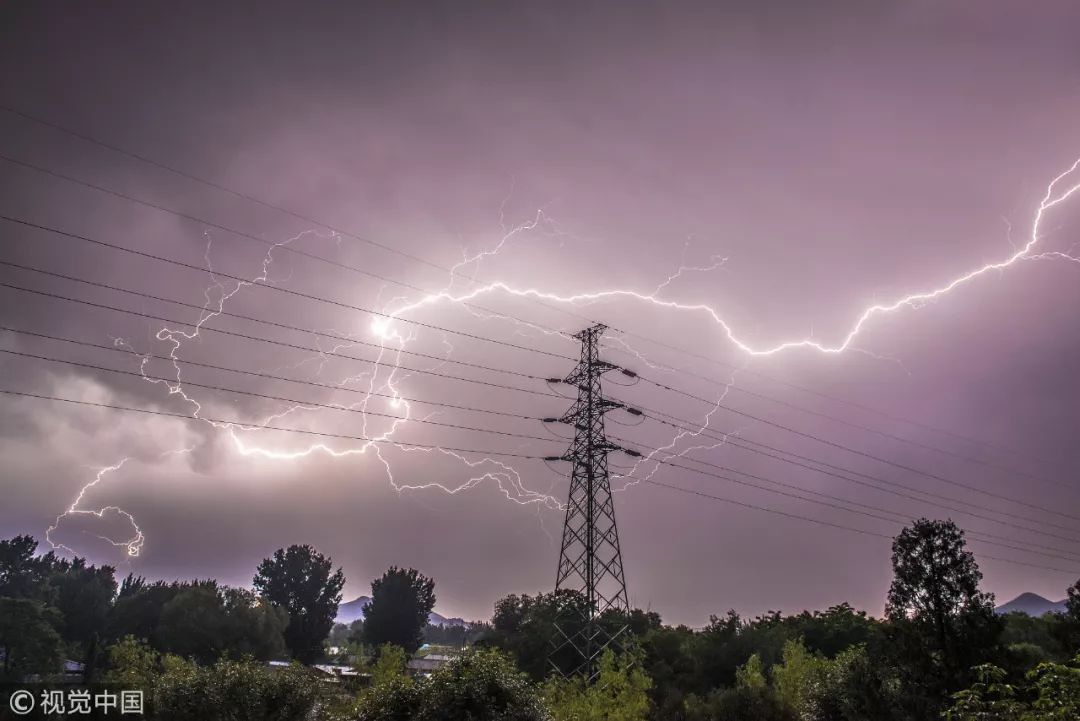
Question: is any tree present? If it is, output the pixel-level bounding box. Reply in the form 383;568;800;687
487;590;591;680
356;648;549;721
104;636;161;689
157;581;228;664
368;644;410;688
939;654;1080;721
790;603;879;658
0;597;63;680
1059;578;1080;656
885;518;1002;714
686;653;796;721
362;567;436;654
220;587;289;661
1026;655;1080;720
0;535;57;599
771;639;825;717
638;623;697;719
253;544;345;664
108;576;185;644
1067;579;1080;620
943;663;1024;721
48;556;118;680
1001;611;1067;665
545;647;652;721
803;644;903;721
692;609;753;691
735;652;766;690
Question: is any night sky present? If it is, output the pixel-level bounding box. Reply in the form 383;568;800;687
2;1;1080;626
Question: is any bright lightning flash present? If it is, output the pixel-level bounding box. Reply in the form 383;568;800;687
45;157;1080;560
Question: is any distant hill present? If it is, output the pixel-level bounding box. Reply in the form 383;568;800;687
995;592;1067;616
335;596;462;627
336;596;371;624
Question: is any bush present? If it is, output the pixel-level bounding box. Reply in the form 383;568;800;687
544;647;652;721
356;648;548;721
155;657;321;721
105;640;322;721
686;686;796;721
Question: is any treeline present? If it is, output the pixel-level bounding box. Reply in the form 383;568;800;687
0;538;341;677
3;519;1080;720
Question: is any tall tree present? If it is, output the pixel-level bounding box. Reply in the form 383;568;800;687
219;587;289;661
488;590;591;680
1060;578;1080;656
253;544;344;664
362;567;436;654
157;581;228;664
48;556;118;681
0;534;57;599
108;576;185;644
0;597;63;680
885;518;1002;715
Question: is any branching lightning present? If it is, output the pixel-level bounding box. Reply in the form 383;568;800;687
47;447;193;557
44;156;1080;561
373;158;1080;357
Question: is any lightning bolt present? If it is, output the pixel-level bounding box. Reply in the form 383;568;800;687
47;447;193;557
372;157;1080;356
42;155;1080;562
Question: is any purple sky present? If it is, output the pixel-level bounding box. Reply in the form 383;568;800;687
2;1;1080;626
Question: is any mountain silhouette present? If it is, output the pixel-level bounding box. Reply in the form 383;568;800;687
335;595;459;626
994;592;1067;616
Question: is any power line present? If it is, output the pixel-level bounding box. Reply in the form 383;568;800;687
0;107;466;277
602;340;1066;474
4;386;1075;575
0;151;583;346
5;207;1068;517
3;111;1075;558
3;252;1071;533
5;259;1071;532
625;376;1080;523
605;437;1080;563
11;319;1075;558
1;104;1057;476
641;478;1080;576
0;258;548;382
0;388;548;460
8;145;1051;484
0;280;563;399
4;146;1066;498
0;347;562;445
7;246;1070;532
629;362;1074;493
627;412;1080;543
0;325;551;422
0;213;576;362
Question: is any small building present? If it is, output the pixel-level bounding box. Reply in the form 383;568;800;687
407;653;455;675
267;660;362;684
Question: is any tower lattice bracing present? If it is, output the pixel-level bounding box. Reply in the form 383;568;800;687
550;323;631;680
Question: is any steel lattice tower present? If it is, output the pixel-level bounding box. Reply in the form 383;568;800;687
548;323;634;680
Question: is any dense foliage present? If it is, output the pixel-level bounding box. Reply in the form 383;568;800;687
2;519;1079;720
253;544;346;664
105;638;322;721
361;566;436;654
355;648;549;721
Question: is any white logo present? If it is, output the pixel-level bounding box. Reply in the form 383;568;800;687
8;689;35;715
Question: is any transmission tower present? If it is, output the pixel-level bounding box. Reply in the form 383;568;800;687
546;323;638;680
